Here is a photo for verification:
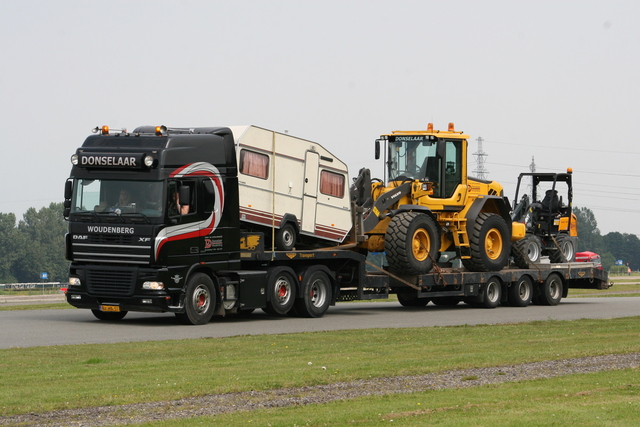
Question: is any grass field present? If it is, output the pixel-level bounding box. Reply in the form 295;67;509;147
1;316;639;424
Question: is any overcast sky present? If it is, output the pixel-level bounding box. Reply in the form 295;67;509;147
1;0;639;237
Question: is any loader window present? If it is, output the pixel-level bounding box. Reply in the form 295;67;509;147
240;150;269;179
388;136;436;182
320;170;345;198
443;140;462;198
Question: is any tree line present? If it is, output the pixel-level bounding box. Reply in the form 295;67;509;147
574;206;640;273
0;203;635;284
0;203;67;283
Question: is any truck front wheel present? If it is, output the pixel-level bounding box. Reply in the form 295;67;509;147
175;273;216;325
385;212;440;275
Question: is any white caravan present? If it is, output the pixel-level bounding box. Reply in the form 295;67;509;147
228;126;352;250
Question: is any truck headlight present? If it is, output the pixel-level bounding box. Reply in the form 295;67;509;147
143;281;164;290
69;277;81;286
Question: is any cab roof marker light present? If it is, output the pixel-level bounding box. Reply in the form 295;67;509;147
156;125;167;136
448;122;455;132
427;123;434;132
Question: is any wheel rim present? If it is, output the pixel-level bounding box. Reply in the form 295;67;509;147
309;279;327;308
282;229;294;248
562;241;574;260
518;281;531;301
487;282;500;303
274;277;292;305
549;279;561;299
485;228;503;260
527;241;540;263
412;228;430;262
192;284;210;314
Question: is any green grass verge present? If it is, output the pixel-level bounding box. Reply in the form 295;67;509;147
141;368;640;426
1;317;639;417
0;303;71;311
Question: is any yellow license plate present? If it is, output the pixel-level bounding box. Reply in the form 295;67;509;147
100;305;120;312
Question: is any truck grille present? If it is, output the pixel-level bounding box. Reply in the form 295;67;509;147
72;239;152;265
86;269;136;297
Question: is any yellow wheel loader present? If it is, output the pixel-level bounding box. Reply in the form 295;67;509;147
350;123;525;274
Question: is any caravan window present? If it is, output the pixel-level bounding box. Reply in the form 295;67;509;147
240;150;269;179
320;170;345;198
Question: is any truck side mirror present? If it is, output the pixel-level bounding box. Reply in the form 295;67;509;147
375;139;381;160
64;180;73;200
63;180;73;218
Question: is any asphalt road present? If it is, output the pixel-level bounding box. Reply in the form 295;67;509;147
1;297;638;349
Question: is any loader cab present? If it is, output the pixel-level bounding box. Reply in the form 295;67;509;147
380;127;466;201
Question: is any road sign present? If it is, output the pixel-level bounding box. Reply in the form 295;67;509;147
40;272;49;280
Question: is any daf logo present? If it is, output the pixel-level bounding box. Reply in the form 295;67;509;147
138;237;151;243
73;235;89;240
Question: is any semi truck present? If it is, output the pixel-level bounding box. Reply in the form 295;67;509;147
62;124;609;325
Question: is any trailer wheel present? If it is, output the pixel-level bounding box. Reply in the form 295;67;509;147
275;223;297;251
539;273;563;306
480;276;502;308
294;268;332;318
512;234;542;269
463;213;510;272
263;267;297;315
397;292;430;307
507;275;533;307
91;309;128;321
175;273;216;325
549;234;576;263
385;212;440;275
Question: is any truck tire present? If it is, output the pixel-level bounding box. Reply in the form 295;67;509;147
263;267;297;315
511;234;542;269
480;276;502;308
538;273;563;306
397;292;430;307
549;234;576;263
294;268;332;318
385;212;440;275
275;223;297;251
91;309;128;321
507;275;533;307
462;213;510;272
175;273;216;325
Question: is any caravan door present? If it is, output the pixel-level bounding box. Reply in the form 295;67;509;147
301;151;319;233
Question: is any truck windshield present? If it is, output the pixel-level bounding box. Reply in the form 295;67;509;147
387;136;437;182
71;179;164;218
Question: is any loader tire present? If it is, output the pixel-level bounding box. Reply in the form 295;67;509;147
462;213;510;272
385;212;440;275
549;234;576;263
512;234;542;269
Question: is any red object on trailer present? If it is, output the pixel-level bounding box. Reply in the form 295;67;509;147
576;251;602;269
